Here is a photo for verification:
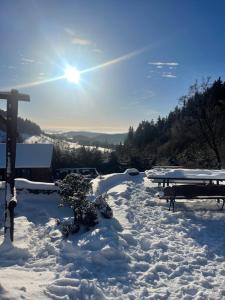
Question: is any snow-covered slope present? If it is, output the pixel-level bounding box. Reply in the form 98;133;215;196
1;173;225;299
23;134;112;153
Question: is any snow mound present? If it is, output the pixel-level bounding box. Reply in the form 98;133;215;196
15;178;58;191
91;171;145;196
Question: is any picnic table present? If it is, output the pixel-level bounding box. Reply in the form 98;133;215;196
145;168;225;211
146;168;225;186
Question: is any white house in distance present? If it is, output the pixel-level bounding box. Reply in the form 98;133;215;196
0;143;54;182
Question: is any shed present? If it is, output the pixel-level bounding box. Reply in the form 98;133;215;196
0;143;53;182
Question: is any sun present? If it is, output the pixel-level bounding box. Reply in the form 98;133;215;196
64;66;80;84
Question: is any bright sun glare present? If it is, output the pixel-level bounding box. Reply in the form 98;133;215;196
64;66;80;84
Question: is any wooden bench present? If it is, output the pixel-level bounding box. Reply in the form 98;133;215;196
161;184;225;212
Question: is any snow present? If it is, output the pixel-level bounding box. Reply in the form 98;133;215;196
24;134;112;153
1;173;225;298
146;168;225;180
15;178;58;191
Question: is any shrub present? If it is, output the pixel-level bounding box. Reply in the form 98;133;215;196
58;173;113;236
58;173;98;228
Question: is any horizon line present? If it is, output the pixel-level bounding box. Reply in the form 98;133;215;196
42;127;128;134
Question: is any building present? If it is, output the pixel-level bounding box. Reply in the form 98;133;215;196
0;143;53;182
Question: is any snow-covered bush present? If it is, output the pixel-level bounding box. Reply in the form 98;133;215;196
58;173;113;236
58;173;98;230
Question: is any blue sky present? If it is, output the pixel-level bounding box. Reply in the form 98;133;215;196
0;0;225;132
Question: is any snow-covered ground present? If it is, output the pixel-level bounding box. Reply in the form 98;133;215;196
1;173;225;299
146;168;225;180
23;134;112;153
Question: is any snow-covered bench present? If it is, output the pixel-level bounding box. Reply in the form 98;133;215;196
160;184;225;212
15;179;58;194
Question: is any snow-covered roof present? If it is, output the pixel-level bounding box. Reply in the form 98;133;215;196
0;143;53;168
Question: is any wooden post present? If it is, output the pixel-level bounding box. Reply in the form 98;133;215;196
0;90;30;242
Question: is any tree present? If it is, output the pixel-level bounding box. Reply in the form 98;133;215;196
182;79;225;168
125;126;134;145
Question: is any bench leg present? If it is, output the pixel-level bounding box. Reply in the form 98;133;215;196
221;199;225;211
217;199;225;211
169;197;175;212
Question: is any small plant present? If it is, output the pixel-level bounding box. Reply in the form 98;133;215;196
58;173;98;232
58;173;113;236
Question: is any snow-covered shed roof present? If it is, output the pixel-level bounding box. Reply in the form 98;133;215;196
0;143;53;168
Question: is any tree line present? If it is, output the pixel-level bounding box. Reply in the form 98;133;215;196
0;109;41;136
123;78;225;169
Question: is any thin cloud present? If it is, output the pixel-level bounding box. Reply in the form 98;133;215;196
71;37;92;46
93;48;103;54
149;62;179;66
21;57;35;63
162;73;176;78
64;27;75;36
64;28;92;46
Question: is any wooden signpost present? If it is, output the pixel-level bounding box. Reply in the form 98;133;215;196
0;89;30;242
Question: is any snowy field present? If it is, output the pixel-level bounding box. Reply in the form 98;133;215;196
1;173;225;299
23;134;112;153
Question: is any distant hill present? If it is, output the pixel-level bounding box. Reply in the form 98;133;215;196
47;131;127;145
0;109;42;138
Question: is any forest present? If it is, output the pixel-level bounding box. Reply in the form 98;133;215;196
121;78;225;170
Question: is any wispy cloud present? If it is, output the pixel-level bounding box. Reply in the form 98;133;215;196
93;48;103;54
71;37;92;46
64;27;92;46
21;57;35;63
149;62;179;66
162;72;176;78
64;27;75;36
148;61;179;78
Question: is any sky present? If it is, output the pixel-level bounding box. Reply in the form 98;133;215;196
0;0;225;133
